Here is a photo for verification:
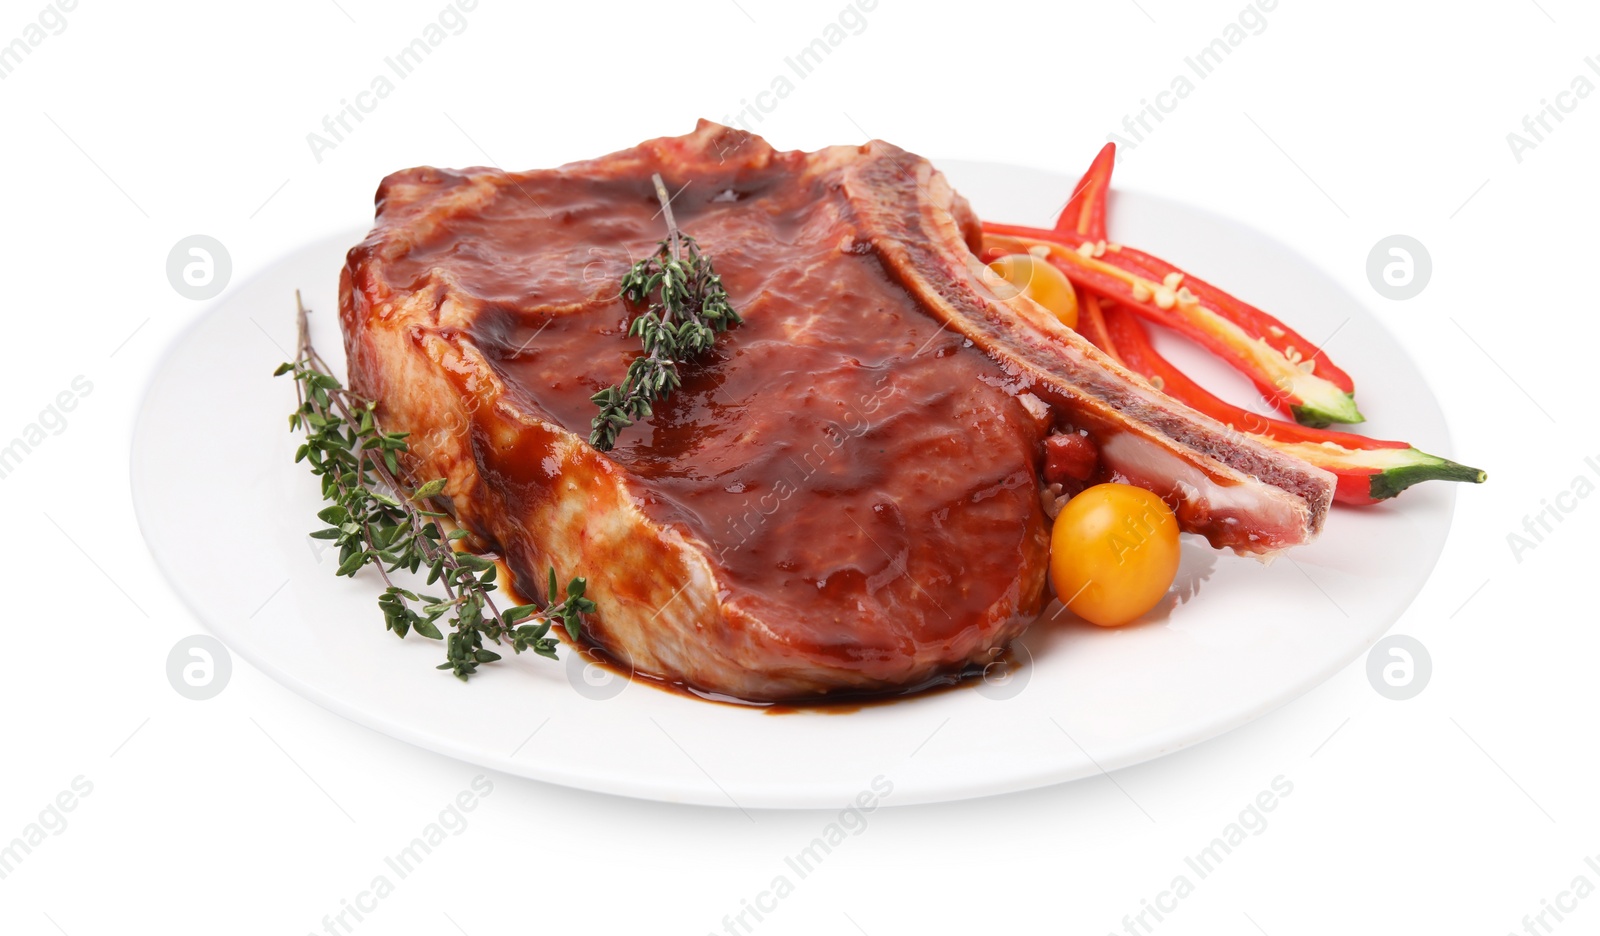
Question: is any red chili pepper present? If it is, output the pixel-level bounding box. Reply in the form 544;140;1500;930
1100;312;1483;504
1054;142;1116;239
1099;242;1356;395
1052;144;1119;355
1035;143;1484;505
1073;294;1118;358
983;221;1363;428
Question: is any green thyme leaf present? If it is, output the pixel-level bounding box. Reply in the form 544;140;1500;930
278;290;593;682
411;478;447;500
588;172;743;452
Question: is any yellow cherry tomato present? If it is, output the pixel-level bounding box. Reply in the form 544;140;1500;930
987;253;1079;330
1050;483;1180;627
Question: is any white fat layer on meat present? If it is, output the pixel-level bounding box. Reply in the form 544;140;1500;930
1099;432;1298;560
1016;392;1048;422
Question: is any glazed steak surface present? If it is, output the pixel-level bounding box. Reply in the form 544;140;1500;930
341;121;1333;701
342;123;1051;700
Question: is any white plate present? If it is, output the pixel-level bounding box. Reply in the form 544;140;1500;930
130;161;1458;809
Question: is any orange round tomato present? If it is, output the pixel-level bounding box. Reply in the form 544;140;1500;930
1049;483;1180;627
986;253;1078;329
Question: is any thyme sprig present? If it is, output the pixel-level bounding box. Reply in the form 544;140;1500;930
589;172;742;451
276;292;595;681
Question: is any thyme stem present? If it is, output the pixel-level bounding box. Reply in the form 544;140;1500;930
588;173;742;451
278;292;596;681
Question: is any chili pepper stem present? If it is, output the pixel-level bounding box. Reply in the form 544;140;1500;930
1368;449;1488;501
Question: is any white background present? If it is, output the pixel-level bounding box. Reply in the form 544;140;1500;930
1;0;1595;933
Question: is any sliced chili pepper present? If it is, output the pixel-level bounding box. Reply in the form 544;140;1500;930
1052;142;1120;355
1097;241;1356;395
1041;144;1483;505
1054;141;1116;239
1059;165;1349;394
1101;310;1484;504
1074;293;1118;358
983;221;1363;428
1047;146;1349;390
